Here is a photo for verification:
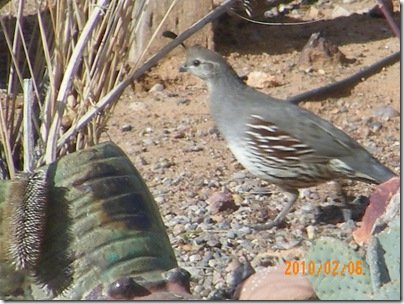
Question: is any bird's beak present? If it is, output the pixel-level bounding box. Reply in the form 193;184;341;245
179;64;187;72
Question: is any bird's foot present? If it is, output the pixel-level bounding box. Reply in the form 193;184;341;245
250;219;285;230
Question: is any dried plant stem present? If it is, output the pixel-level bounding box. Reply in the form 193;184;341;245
2;0;240;175
23;79;34;172
6;0;24;97
57;75;131;149
57;0;238;149
44;0;109;164
0;96;15;178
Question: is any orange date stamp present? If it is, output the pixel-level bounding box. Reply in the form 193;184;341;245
284;260;363;276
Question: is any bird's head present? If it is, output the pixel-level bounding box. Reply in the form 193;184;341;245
179;45;238;81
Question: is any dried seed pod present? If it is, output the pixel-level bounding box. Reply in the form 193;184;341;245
3;171;48;271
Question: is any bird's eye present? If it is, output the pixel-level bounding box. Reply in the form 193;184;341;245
193;60;201;66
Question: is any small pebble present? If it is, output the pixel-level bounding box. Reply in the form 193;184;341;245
153;158;175;169
369;121;382;132
166;92;178;97
172;130;185;138
154;196;164;204
331;5;352;18
207;192;238;214
135;156;147;166
149;83;164;92
142;138;154;146
306;225;316;240
177;98;190;105
206;238;221;248
231;172;246;180
372;105;399;119
300;202;315;213
208;127;220;135
264;7;279;18
189;254;202;263
208;259;217;268
226;231;237;239
189;145;203;152
121;124;132;132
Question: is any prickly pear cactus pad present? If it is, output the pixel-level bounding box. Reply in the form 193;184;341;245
372;281;400;300
305;237;372;300
375;217;400;283
367;216;400;300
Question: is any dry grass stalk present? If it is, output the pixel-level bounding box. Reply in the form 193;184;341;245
0;0;152;176
0;0;237;179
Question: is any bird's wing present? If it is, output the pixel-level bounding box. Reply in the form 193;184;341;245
246;100;364;164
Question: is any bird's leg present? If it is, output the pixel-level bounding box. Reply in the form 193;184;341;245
323;180;347;204
252;188;298;230
319;180;352;223
330;180;352;222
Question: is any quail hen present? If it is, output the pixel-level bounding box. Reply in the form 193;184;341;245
179;45;396;229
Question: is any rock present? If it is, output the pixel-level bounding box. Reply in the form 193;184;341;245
144;127;153;134
246;71;280;89
172;130;186;139
369;121;382;132
142;138;154;146
331;5;352;18
121;124;132;132
234;264;317;300
154;196;165;204
226;231;237;239
298;32;354;71
176;98;190;105
308;6;320;19
352;176;400;245
189;254;202;263
129;101;148;112
304;67;314;73
149;83;164;92
135;156;148;166
208;126;220;135
372;105;399;119
225;258;255;288
231;172;247;180
306;225;316;240
153;158;175;170
206;238;221;248
188;145;203;152
264;7;279;18
207;191;239;214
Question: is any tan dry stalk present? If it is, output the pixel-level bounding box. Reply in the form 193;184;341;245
44;0;110;164
0;94;15;178
2;0;218;176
